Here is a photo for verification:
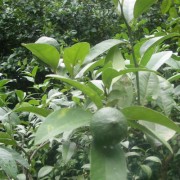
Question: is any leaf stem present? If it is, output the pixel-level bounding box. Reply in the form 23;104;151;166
119;1;141;105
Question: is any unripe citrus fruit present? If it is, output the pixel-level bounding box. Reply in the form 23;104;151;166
90;107;128;146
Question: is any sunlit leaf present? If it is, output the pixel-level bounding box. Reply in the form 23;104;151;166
35;108;92;145
22;43;60;72
63;42;90;77
84;39;125;64
105;45;125;71
122;0;136;24
146;51;172;70
140;34;179;66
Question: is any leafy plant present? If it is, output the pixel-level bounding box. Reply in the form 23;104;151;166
0;0;180;179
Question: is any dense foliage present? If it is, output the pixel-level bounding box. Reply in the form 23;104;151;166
0;0;180;179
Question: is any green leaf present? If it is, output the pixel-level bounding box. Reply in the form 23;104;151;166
47;75;103;108
84;39;125;64
118;68;157;75
0;132;16;145
122;106;180;132
22;43;60;72
166;57;180;69
122;0;136;24
105;46;125;71
102;68;119;89
0;107;20;126
129;121;173;153
62;141;76;164
14;103;52;117
90;143;127;180
38;166;53;178
168;73;180;82
140;165;152;179
140;34;179;66
134;0;157;18
35;108;92;145
0;79;11;87
138;72;159;105
146;51;172;70
35;36;59;50
145;156;162;164
15;90;26;102
63;42;90;77
108;75;134;108
157;76;175;116
3;147;29;169
161;0;172;14
139;121;175;143
76;59;105;78
0;147;18;179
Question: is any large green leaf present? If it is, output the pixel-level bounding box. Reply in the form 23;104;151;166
0;147;18;179
108;75;134;108
63;42;90;77
128;121;173;153
146;51;172;70
90;143;127;180
4;147;29;169
156;76;176;116
47;75;103;108
134;0;157;18
140;34;179;66
122;106;180;132
35;108;92;145
84;39;125;64
138;72;159;105
22;43;60;72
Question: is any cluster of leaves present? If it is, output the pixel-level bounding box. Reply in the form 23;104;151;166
0;0;180;179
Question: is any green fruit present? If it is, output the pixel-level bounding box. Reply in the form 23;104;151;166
90;107;128;146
